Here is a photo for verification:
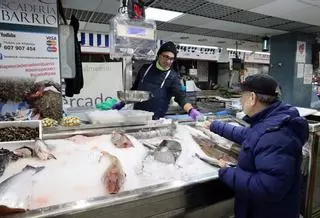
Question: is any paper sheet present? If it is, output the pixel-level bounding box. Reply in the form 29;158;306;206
297;63;304;78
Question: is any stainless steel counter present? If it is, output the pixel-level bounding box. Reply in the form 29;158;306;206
7;172;234;218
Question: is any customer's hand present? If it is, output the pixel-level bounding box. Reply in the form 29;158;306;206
202;121;212;129
218;159;228;168
112;101;125;110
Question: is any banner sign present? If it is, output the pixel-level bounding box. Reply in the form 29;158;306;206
0;0;58;27
64;62;123;107
0;30;60;82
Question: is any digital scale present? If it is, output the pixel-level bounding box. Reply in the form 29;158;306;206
110;15;157;60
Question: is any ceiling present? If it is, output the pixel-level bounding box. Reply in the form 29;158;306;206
61;0;320;50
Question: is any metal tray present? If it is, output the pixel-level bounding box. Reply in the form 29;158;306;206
117;90;152;103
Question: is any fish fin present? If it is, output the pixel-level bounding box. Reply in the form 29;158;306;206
48;153;57;160
23;165;45;174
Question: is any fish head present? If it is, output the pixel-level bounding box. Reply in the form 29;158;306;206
121;136;134;148
111;132;122;146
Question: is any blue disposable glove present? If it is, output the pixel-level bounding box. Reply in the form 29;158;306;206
112;101;125;110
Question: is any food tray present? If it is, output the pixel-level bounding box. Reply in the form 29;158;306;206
65;106;95;123
0;120;42;144
84;110;154;126
119;110;154;124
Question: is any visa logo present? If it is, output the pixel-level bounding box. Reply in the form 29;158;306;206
46;36;57;40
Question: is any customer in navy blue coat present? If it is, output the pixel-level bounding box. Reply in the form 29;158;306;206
113;41;201;120
205;74;309;218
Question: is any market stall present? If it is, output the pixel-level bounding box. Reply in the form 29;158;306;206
0;117;241;218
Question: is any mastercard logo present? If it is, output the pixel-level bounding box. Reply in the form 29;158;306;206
47;47;57;52
46;40;57;46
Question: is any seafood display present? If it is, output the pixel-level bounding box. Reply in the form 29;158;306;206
129;127;175;139
0;165;44;215
60;116;81;127
143;140;182;164
0;77;34;103
192;135;237;164
41;118;58;128
0;113;16;122
31;90;63;121
0;122;229;215
34;139;56;160
0;127;39;142
111;131;134;148
13;146;36;158
0;149;20;177
101;151;126;194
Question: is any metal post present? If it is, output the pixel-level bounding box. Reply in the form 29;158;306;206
305;131;320;218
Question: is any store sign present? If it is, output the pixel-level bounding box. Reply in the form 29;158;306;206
244;53;270;64
228;51;245;60
0;30;60;82
63;62;123;107
0;0;58;27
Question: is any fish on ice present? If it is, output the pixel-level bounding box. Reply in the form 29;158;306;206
0;165;44;215
0;148;20;177
191;135;237;165
34;139;56;160
67;135;98;144
95;149;125;194
111;131;133;148
13;146;36;158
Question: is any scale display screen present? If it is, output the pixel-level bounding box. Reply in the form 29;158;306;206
116;24;155;40
127;27;146;36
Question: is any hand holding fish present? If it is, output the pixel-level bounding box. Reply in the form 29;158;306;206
217;159;228;168
202;121;212;129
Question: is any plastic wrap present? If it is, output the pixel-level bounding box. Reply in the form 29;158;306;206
110;14;157;60
86;110;125;125
119;110;153;123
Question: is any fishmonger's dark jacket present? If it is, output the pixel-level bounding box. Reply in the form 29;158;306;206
132;62;186;119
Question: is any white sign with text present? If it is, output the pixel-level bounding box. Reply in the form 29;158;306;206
0;30;60;82
0;0;58;27
64;62;123;107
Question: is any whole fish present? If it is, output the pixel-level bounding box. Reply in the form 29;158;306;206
13;146;35;158
0;149;20;177
34;139;56;160
100;151;126;194
111;131;133;148
192;135;237;165
0;165;44;215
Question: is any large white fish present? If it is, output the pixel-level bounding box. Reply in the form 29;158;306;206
0;165;44;215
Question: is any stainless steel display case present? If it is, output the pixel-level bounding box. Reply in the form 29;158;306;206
305;119;320;218
3;122;234;218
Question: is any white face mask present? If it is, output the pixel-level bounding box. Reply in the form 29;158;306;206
240;92;255;116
